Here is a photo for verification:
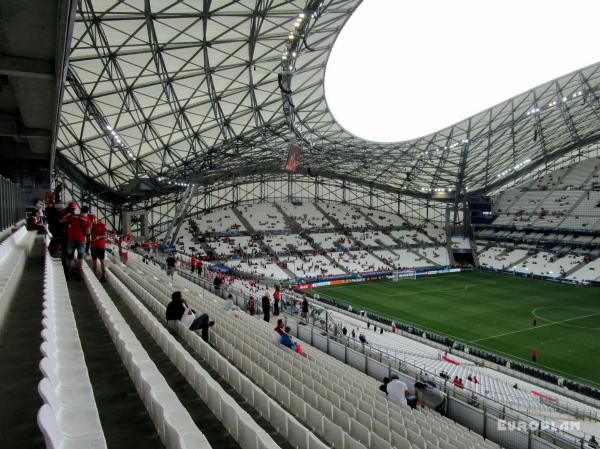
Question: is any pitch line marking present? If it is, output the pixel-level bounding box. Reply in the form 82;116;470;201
469;310;600;343
532;307;600;330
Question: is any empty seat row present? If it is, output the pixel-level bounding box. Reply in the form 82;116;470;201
0;226;36;329
37;255;107;449
81;264;210;449
106;262;286;449
126;255;496;449
110;260;330;449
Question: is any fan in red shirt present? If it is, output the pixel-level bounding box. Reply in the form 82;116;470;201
273;285;282;316
90;214;108;282
190;255;197;273
63;205;91;279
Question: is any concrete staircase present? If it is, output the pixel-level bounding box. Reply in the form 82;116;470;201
279;264;298;280
357;209;381;228
563;260;588;278
231;206;256;234
470;240;480;269
506;253;532;271
408;247;439;267
272;203;302;232
446;239;456;266
314;203;343;229
317;249;349;274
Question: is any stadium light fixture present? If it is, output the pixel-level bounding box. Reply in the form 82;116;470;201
324;0;600;143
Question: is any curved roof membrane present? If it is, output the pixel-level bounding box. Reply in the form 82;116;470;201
325;0;600;143
57;0;600;202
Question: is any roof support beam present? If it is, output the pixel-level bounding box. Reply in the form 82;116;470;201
0;55;54;80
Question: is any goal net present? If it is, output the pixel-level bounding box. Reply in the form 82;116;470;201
392;270;417;281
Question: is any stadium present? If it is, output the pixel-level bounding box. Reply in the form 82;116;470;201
1;1;600;449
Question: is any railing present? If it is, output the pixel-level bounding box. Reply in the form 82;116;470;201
134;250;598;447
0;175;25;230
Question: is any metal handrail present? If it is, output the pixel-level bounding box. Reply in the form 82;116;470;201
133;249;597;445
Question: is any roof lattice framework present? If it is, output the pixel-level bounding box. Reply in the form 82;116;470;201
56;0;600;203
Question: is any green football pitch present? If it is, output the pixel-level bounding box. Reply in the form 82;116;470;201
310;272;600;387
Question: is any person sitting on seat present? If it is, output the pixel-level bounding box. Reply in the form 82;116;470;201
279;326;306;356
166;291;214;342
273;319;284;343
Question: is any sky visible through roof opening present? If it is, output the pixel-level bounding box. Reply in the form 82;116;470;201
324;0;600;143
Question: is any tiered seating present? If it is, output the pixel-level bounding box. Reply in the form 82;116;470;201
206;235;258;257
373;249;434;270
278;202;333;230
351;231;397;248
330;251;390;273
450;237;470;250
320;203;370;228
227;258;290;280
565;258;600;283
173;224;203;255
105;264;286;449
559;191;600;230
560;158;599;189
390;230;432;245
129;260;499;449
513;252;584;278
417;222;446;243
480;248;528;270
195;208;245;233
113;260;326;449
531;190;584;228
413;247;449;266
528;166;571;190
37;255;107;449
0;226;36;327
280;255;346;279
493;190;522;214
478;247;508;269
239;203;287;231
509;191;550;215
359;209;407;228
263;234;313;253
310;232;356;250
81;265;211;449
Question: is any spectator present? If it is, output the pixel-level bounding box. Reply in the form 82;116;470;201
89;214;107;282
387;377;410;406
379;377;390;395
359;333;367;345
213;274;222;292
351;328;356;339
531;347;538;363
166;253;177;279
223;293;234;312
262;294;271;322
273;285;281;316
273;318;284;342
414;381;445;414
279;326;305;356
118;233;130;265
27;211;45;234
166;291;214;341
63;205;91;280
472;375;478;384
190;254;197;273
34;198;45;223
301;297;309;323
342;326;347;336
247;296;256;315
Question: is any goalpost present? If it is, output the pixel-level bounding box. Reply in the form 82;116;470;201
392;270;417;281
